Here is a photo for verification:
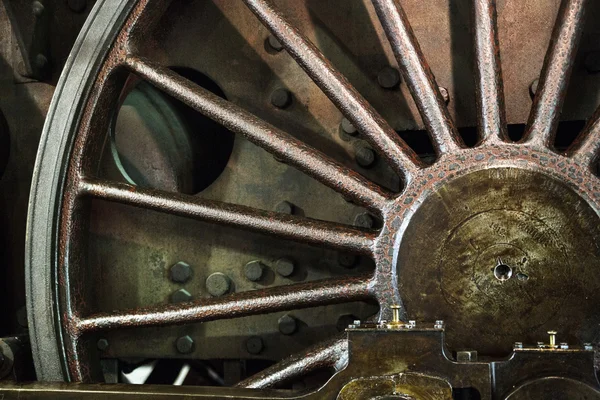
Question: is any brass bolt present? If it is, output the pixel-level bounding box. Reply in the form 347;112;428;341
548;330;557;348
386;304;403;329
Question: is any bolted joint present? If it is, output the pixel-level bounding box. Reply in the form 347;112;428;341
170;288;192;303
169;261;192;284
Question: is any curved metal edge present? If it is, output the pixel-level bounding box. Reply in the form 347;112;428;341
25;0;138;382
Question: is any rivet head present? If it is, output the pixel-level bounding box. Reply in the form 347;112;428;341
169;261;192;283
275;200;294;214
176;335;194;354
97;338;109;351
355;145;376;168
244;260;265;282
246;336;264;354
529;78;539;98
354;213;374;229
340;118;358;136
267;35;283;52
205;272;231;296
270;88;293;109
377;66;401;89
275;258;295;277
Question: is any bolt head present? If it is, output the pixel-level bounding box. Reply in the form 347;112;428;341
270;88;293;109
584;51;600;73
97;338;109;351
267;35;283;52
206;272;231;296
170;261;192;283
377;66;401;89
278;314;297;335
275;258;295;277
340;118;358;136
355;145;376;168
354;213;374;229
170;288;192;303
244;260;265;282
246;336;263;354
275;200;294;214
176;335;194;354
337;253;358;268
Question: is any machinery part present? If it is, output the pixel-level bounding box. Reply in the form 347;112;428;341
24;0;600;396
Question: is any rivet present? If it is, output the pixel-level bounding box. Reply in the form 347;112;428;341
354;213;374;229
205;272;231;296
97;338;109;351
529;78;539;98
275;200;294;215
355;145;376;168
278;314;297;335
340;117;358;136
246;336;263;354
275;258;295;277
270;88;292;109
267;35;283;52
377;66;401;89
244;260;265;282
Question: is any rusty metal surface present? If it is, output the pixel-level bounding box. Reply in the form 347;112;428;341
20;0;600;394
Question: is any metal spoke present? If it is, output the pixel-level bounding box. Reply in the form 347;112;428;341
473;0;508;144
124;56;390;212
567;105;600;167
79;178;376;255
236;337;348;389
371;0;463;154
242;0;423;180
75;275;373;333
522;0;588;147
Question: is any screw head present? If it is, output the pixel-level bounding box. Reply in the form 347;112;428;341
275;200;294;214
206;272;231;296
278;314;297;335
336;314;358;332
337;253;358;268
270;88;293;109
354;213;374;229
340;117;358;136
246;336;264;354
275;258;295;277
439;87;450;104
355;145;376;168
244;260;265;282
169;261;192;283
67;0;86;13
267;35;283;52
176;335;194;354
377;66;401;89
97;338;109;351
170;288;192;303
584;51;600;73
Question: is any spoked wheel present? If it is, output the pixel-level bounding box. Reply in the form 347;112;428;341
27;0;600;393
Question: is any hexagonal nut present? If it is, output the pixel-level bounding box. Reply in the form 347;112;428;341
176;335;194;354
170;288;192;303
169;261;192;284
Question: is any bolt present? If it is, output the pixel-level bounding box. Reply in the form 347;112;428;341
170;288;192;303
337;253;358;268
205;272;231;296
169;261;192;284
267;35;283;52
275;200;294;214
244;260;265;282
439;87;450;104
278;314;297;335
377;66;401;89
584;51;600;73
32;1;44;16
355;145;376;168
354;213;374;229
67;0;87;13
176;335;194;354
270;88;293;109
275;257;295;277
529;78;539;98
97;338;109;351
246;336;263;354
340;117;358;136
548;330;557;348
